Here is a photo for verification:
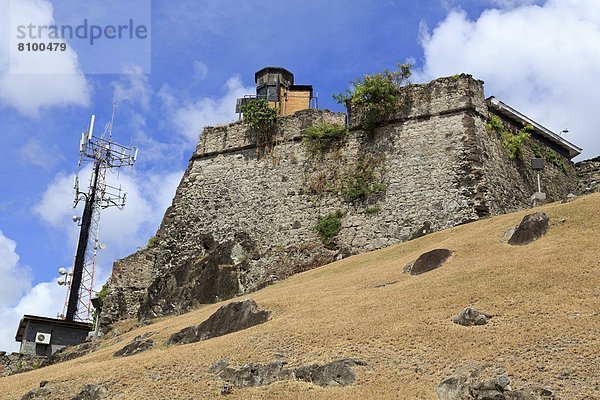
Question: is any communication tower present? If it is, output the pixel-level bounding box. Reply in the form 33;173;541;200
59;104;137;322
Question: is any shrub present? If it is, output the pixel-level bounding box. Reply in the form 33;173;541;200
334;63;412;133
316;210;344;248
241;99;279;154
303;123;349;154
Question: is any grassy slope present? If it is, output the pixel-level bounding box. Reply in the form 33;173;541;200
1;194;599;399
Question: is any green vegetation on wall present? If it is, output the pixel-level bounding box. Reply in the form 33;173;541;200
334;63;412;133
315;210;344;249
340;155;387;202
304;152;387;205
486;114;532;160
241;99;279;154
302;122;349;155
531;142;569;173
147;236;158;248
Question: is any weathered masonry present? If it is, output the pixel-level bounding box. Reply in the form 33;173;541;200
100;74;582;328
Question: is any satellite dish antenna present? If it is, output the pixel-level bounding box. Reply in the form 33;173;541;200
57;278;66;286
98;243;107;250
58;267;68;275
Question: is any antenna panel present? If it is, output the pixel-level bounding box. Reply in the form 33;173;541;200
88;115;96;141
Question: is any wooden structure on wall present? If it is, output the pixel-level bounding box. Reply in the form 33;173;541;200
237;67;315;116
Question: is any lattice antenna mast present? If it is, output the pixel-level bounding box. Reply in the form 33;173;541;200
62;105;138;322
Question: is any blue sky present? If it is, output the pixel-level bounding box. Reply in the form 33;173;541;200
1;0;598;351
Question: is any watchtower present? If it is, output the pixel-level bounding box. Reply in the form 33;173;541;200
237;67;315;116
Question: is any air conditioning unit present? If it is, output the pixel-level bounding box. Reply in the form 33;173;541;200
35;332;51;345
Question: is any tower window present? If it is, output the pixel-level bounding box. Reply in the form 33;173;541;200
257;85;279;102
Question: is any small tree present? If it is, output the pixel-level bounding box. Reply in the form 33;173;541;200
334;63;412;133
241;99;279;155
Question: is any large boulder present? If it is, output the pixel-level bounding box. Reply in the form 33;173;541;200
294;359;366;387
405;249;453;275
508;212;549;246
114;332;157;357
71;384;107;400
218;361;292;388
167;300;270;345
210;358;367;389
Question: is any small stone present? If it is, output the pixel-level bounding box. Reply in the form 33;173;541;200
452;307;492;326
220;383;232;395
495;375;511;391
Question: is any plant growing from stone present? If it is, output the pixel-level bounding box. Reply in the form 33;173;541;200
486;114;532;160
302;122;349;155
241;99;279;155
316;210;344;249
147;235;158;248
340;154;387;202
334;63;412;133
531;142;569;173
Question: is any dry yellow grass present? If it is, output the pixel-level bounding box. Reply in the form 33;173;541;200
2;194;599;399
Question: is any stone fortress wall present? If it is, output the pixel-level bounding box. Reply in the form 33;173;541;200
100;75;580;328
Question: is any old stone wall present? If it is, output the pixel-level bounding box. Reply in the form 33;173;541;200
474;111;576;214
576;156;600;194
0;352;46;377
100;249;156;328
102;75;578;326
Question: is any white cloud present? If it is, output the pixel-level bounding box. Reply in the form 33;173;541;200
0;0;90;117
0;281;67;353
33;166;182;277
112;65;152;111
19;138;65;169
0;231;30;307
159;74;254;144
415;0;600;160
488;0;542;8
193;61;209;82
0;230;66;353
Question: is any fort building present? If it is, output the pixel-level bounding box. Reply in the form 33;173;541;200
100;71;585;328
